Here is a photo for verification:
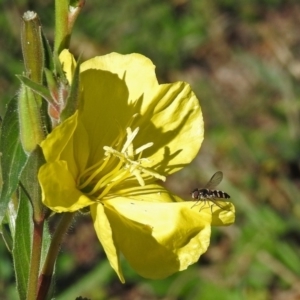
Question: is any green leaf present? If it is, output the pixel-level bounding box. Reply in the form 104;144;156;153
3;193;19;251
16;75;53;104
1;226;13;252
0;97;28;225
20;146;46;218
13;188;32;300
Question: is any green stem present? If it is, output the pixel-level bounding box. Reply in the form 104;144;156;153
54;0;69;54
37;212;74;300
54;0;85;54
26;219;44;300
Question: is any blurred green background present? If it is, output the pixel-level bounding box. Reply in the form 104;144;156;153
1;0;300;299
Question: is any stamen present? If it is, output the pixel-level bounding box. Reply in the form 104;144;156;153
121;127;139;154
78;157;110;189
97;170;129;199
104;138;166;184
131;168;145;186
79;125;166;201
135;142;153;155
86;159;123;195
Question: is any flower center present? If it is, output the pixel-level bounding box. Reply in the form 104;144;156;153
77;127;166;200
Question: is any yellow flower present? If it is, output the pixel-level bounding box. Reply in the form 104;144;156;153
38;51;235;282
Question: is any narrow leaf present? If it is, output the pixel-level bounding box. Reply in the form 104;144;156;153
3;193;19;251
0;97;28;225
13;188;32;300
20;146;46;218
16;75;53;104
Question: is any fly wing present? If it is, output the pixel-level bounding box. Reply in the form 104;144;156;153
205;171;223;189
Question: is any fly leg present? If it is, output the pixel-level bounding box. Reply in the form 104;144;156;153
210;197;232;212
191;199;208;211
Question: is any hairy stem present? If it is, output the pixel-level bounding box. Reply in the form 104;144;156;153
26;219;44;300
37;212;74;300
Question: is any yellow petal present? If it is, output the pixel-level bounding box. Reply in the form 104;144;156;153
40;112;78;162
79;53;203;176
38;160;94;212
92;197;211;279
40;112;90;178
210;202;236;226
80;53;158;99
187;198;235;226
115;184;235;226
137;81;203;175
90;204;125;283
112;183;179;203
59;49;77;84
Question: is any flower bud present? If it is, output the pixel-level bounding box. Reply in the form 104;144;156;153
21;11;44;84
19;11;45;153
18;84;44;153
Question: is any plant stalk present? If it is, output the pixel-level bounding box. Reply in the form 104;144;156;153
26;219;44;300
54;0;69;54
37;212;74;300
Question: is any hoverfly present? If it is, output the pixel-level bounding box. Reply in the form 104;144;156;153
191;171;230;211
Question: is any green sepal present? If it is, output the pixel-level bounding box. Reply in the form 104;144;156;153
44;68;59;102
16;75;53;105
40;93;52;137
60;56;81;121
0;97;28;226
41;30;54;72
13;187;33;300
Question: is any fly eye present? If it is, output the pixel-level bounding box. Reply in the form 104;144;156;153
191;190;199;198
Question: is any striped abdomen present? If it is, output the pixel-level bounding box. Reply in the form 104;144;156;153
191;188;230;200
